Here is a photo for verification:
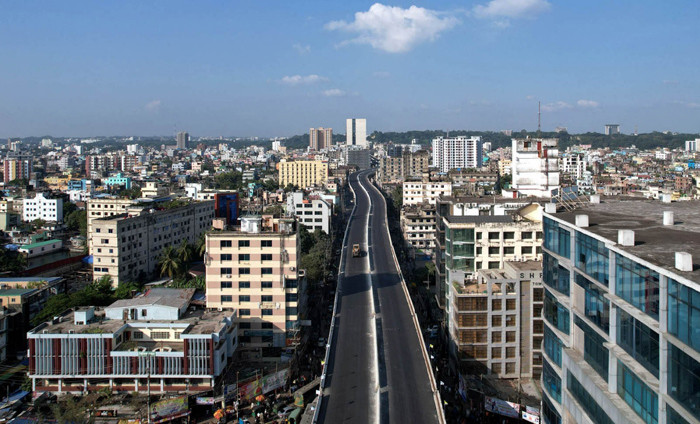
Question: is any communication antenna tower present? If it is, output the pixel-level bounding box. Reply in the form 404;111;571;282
538;101;541;135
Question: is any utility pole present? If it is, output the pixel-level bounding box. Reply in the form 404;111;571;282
147;361;151;424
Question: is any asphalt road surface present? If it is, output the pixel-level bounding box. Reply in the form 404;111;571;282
318;170;439;424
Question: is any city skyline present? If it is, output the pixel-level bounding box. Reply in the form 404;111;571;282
1;1;699;137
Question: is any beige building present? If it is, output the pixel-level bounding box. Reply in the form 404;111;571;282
91;200;215;285
378;150;430;184
448;261;544;380
401;203;436;254
278;160;328;189
309;127;333;151
86;197;137;252
141;181;170;198
205;215;304;359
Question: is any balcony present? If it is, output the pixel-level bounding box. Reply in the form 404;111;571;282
452;280;488;296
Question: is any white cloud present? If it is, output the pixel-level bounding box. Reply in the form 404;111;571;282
473;0;550;26
541;101;572;112
292;43;311;55
322;88;346;97
280;74;328;85
373;71;391;78
325;3;459;53
145;100;161;111
577;99;599;108
672;100;700;109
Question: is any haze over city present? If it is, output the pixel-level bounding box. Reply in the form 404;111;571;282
1;0;699;137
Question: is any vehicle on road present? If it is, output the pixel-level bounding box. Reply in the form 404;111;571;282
352;243;361;257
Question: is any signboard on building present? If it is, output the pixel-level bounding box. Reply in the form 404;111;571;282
522;406;540;423
484;396;520;419
239;369;289;401
150;396;190;423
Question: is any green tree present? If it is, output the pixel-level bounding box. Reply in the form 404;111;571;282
65;209;88;236
392;185;403;210
195;232;207;259
176;239;195;264
32;218;47;229
63;201;78;218
215;171;243;190
158;245;182;278
263;204;285;216
114;281;144;299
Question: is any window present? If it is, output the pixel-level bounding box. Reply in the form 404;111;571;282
504;246;515;255
574;316;609;381
261;322;273;329
262;281;273;289
567;371;614;424
544;290;570;335
492;347;502;358
543;253;570;295
220;267;232;275
261;240;272;247
220;240;232;248
238;254;250;261
506;299;516;311
505;362;516;374
668;278;700;353
151;331;170;339
492;331;502;342
617;361;658;424
575;232;609;285
575;273;609;333
239;281;250;289
668;407;690;424
239;309;250;316
133;331;144;339
492;316;502;326
488;246;499;255
617;308;659;378
668;343;700;421
261;254;273;261
220;281;232;289
505;315;516;326
542;360;561;403
543;327;563;366
615;254;659;319
239;268;250;275
141;309;147;317
492;299;501;310
542;395;561;424
221;295;233;302
239;295;250;302
543;217;571;258
261;268;273;274
522;231;533;240
261;295;273;302
220;253;232;261
262;309;273;316
238;240;250;247
239;322;251;329
506;331;515;342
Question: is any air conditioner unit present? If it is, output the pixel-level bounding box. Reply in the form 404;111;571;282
218;307;223;312
290;266;296;271
68;330;75;334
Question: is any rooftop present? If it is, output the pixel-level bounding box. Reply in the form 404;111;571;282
18;239;62;250
552;199;700;280
0;288;36;296
444;215;513;224
109;288;195;311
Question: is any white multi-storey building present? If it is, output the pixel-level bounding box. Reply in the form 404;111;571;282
286;192;332;234
511;138;560;198
685;138;699;152
346;118;367;147
559;153;587;180
431;136;483;172
23;193;63;223
402;181;453;205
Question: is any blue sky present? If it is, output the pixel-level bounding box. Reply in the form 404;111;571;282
1;1;699;137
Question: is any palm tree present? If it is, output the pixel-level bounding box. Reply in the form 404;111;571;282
195;232;207;259
177;239;194;264
158;245;182;278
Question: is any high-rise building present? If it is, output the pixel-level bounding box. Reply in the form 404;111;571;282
23;192;63;223
286;192;332;234
378;150;430;184
346;118;367;147
309;127;333;151
604;124;620;135
176;131;190;149
345;148;370;170
540;198;700;424
278;160;328;189
431;136;483;172
685;138;699;152
205;215;304;358
3;154;32;182
90;200;214;285
511;137;560;198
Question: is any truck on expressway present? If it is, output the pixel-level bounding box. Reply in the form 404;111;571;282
352;244;361;257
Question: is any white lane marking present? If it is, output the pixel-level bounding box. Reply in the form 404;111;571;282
358;171;380;424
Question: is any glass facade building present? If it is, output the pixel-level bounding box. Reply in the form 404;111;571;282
542;202;700;424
